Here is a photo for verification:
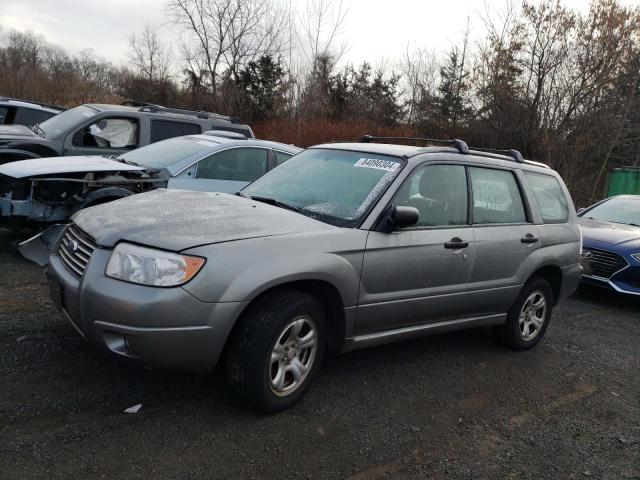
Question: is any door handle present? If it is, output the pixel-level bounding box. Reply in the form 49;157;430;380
521;233;539;244
444;237;469;249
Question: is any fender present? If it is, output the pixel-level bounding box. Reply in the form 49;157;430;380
74;187;135;211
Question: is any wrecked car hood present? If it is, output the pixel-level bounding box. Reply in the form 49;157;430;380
0;156;144;178
72;189;335;250
0;124;37;139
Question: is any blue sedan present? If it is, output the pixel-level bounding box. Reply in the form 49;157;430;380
578;195;640;295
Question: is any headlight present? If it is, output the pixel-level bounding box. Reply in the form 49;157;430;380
632;253;640;263
106;243;205;287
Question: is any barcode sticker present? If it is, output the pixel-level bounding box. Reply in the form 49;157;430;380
354;158;400;172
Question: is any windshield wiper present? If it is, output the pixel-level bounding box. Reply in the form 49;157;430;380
249;195;301;213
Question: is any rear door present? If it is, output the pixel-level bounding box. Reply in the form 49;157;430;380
357;163;474;334
465;166;540;316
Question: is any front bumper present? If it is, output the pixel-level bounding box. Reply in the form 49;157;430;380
582;267;640;296
47;248;248;371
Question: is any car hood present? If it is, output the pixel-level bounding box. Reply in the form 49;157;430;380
72;189;336;250
0;124;38;139
578;217;640;250
0;156;145;178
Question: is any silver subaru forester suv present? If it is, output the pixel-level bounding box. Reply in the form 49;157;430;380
30;136;582;412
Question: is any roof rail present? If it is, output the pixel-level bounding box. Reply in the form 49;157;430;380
359;135;469;154
0;96;65;111
120;100;243;124
469;146;524;163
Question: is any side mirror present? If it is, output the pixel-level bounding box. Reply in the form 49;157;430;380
376;205;419;232
392;206;419;229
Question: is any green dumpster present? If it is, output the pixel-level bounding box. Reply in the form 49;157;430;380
607;168;640;196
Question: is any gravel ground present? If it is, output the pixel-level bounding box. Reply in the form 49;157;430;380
1;228;639;479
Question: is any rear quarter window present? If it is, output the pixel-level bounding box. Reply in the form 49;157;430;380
524;171;569;223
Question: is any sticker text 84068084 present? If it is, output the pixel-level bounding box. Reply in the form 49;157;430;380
354;158;400;172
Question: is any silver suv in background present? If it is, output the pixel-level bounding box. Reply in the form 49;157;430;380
0;102;253;163
28;136;582;412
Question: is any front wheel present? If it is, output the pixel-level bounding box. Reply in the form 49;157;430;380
225;290;326;413
494;277;553;350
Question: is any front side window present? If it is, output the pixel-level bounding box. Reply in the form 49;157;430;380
470;167;527;224
243;148;404;227
392;164;468;227
74;117;138;149
524;171;569;223
196;147;268;182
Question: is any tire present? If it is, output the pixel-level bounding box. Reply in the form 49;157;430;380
225;289;326;413
494;277;554;350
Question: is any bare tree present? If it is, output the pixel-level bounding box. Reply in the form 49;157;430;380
166;0;289;105
128;24;172;83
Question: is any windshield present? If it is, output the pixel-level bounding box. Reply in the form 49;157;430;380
118;136;218;169
39;105;98;138
581;196;640;226
242;148;404;227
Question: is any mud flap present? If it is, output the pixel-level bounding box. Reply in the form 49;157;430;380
18;224;67;267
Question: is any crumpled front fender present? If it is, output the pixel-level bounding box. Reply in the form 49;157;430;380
18;224;67;267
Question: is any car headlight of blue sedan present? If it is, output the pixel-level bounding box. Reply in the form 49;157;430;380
106;243;205;287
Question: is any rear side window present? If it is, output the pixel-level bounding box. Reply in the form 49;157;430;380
14;107;56;126
150;120;201;143
470;167;527;224
524;171;569;223
275;151;293;166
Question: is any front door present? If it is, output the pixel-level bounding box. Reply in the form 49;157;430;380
357;164;474;334
66;116;139;156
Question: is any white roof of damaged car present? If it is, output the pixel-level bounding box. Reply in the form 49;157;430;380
0;156;144;178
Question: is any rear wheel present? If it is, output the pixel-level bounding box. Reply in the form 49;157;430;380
225;289;326;413
494;277;553;350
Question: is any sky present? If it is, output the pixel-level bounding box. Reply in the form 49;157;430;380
2;0;640;71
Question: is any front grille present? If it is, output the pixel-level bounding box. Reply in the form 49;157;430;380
58;225;96;277
582;247;628;279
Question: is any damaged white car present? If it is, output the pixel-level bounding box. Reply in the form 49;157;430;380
0;131;301;228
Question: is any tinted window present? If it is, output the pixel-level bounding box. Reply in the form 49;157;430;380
196;148;268;181
243;149;403;227
470;167;526;224
74;117;138;149
150;120;201;143
524;172;569;223
392;164;468;227
580;196;640;226
0;106;9;124
118;136;218;168
275;151;293;165
14;107;56;126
